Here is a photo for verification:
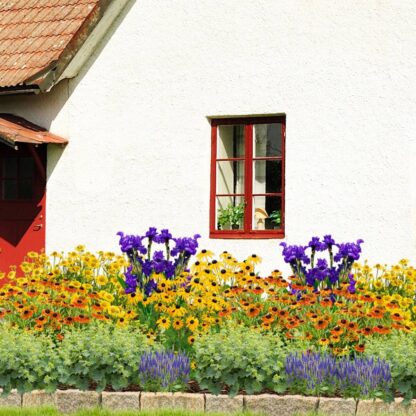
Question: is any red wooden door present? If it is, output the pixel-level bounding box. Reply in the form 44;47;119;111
0;143;46;275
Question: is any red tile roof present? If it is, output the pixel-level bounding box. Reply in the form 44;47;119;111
0;113;68;146
0;0;104;89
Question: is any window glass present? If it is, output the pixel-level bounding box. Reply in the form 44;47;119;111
253;196;282;230
254;123;282;158
2;179;18;200
216;195;245;231
216;160;244;195
217;125;245;158
253;160;282;194
3;157;17;178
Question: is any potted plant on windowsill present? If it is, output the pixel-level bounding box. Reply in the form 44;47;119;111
217;202;245;230
269;209;281;229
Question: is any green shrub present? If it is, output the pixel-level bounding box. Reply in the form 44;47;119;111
56;324;150;391
365;331;416;402
193;325;285;395
0;326;58;394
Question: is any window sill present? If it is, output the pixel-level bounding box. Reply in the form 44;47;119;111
209;230;285;239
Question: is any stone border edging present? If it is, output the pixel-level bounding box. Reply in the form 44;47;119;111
0;390;414;415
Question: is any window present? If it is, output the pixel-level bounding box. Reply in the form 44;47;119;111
210;116;285;238
0;155;34;200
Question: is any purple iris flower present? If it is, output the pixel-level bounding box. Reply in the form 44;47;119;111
117;228;200;297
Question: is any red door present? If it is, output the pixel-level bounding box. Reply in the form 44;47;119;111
0;143;46;274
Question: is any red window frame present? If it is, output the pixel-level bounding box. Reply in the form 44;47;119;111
210;116;285;239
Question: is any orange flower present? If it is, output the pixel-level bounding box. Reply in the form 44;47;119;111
247;305;261;318
330;334;341;343
92;312;107;321
354;344;365;353
391;313;403;321
318;338;330;346
21;309;34;320
320;298;332;307
56;333;64;341
368;308;384;319
251;286;263;295
261;322;272;330
347;322;359;332
262;314;274;324
74;314;90;324
269;306;279;315
35;316;47;325
330;326;343;336
373;325;390;335
361;327;373;336
314;319;329;330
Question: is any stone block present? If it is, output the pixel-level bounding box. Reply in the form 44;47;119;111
101;391;140;411
55;390;99;413
245;394;318;416
357;398;409;415
22;390;55;408
0;390;21;407
140;392;204;411
318;397;357;415
205;394;244;413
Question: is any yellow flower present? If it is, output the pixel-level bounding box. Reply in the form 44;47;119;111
108;305;122;317
169;305;186;317
157;317;171;330
246;254;262;265
99;291;114;303
96;275;108;286
70;280;81;289
186;316;199;331
196;249;214;261
172;319;184;330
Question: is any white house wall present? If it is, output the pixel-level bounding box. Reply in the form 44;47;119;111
0;0;415;274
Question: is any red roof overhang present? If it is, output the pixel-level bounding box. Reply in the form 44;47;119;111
0;114;68;147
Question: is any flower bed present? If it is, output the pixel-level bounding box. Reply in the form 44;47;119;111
0;229;415;406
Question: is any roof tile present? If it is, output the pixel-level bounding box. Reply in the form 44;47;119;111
0;0;100;88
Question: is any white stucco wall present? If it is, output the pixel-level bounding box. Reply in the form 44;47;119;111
0;0;415;274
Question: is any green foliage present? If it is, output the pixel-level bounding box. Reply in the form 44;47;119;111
365;331;416;403
56;324;150;391
193;325;285;395
0;326;59;394
217;202;245;229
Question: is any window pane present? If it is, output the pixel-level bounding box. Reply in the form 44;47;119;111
2;179;18;200
3;157;18;178
217;160;244;194
254;123;282;158
253;160;282;194
20;179;33;199
20;157;34;178
253;196;282;230
217;125;245;158
216;196;245;230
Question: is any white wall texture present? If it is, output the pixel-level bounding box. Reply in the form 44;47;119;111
0;0;415;274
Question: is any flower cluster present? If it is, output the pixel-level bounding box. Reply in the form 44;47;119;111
285;352;392;398
138;350;190;391
280;235;363;291
117;228;200;296
0;248;133;335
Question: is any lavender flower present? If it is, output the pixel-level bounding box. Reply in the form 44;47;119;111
284;352;391;399
139;351;190;392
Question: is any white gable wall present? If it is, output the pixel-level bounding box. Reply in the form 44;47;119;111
0;0;415;273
